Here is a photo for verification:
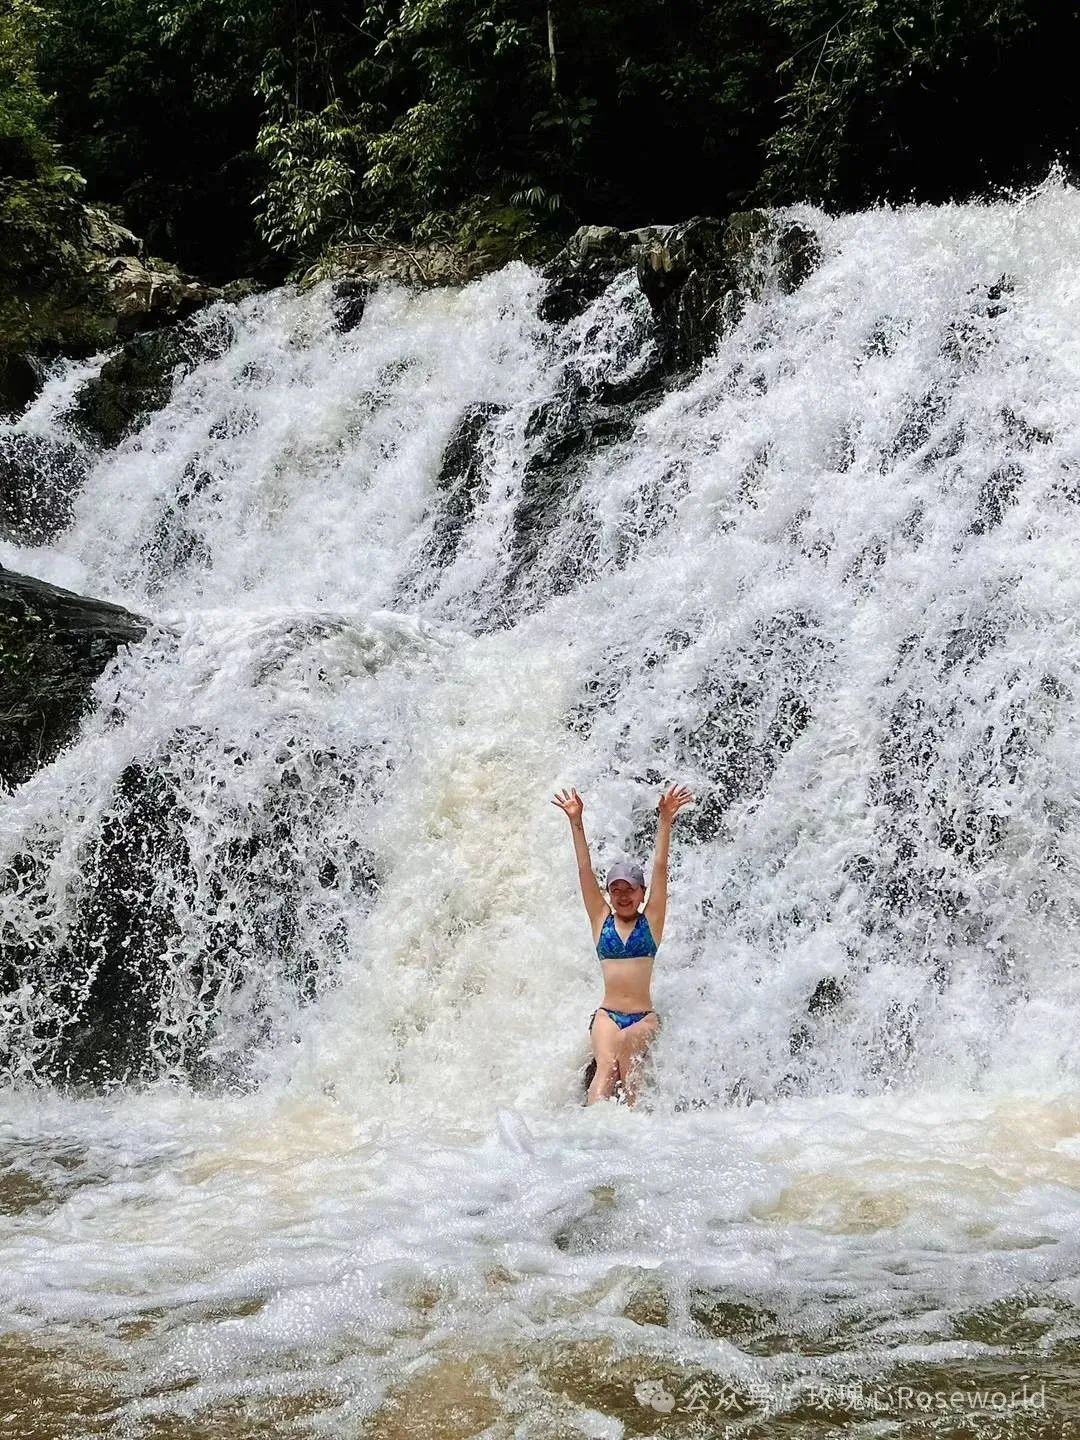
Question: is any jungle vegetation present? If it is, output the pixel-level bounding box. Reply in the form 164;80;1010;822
1;0;1076;282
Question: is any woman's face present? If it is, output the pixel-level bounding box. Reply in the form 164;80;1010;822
608;879;645;915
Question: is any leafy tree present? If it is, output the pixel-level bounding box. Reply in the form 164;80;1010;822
761;0;1056;203
38;0;272;277
0;0;87;281
13;0;1080;284
247;0;782;266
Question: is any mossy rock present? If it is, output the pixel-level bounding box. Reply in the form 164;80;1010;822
0;283;118;360
0;204;223;420
541;211;821;370
65;330;181;448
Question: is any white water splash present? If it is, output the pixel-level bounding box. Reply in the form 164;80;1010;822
4;181;1080;1432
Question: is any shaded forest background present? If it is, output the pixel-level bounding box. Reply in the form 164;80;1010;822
3;0;1080;289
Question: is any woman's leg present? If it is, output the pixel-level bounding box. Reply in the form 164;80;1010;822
614;1013;660;1108
586;1009;622;1104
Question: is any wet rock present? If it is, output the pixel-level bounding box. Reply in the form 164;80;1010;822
807;974;845;1015
775;220;822;293
540;223;666;326
567;632;695;743
0;353;46;417
793;975;847;1054
638;213;821;372
66;333;176;447
882;387;950;469
636;216;731;306
391;401;508;609
851;630;1022;964
0;432;90;544
941;275;1013;369
0;567;147;789
139;456;218;595
55;758;192;1087
497;372;667;619
66;309;236;448
494;376;671;616
544;213;820;371
665;608;832;845
429;402;505;570
971;461;1025;535
219;278;264;305
330;278;370;334
434;215;822;618
2;727;383;1088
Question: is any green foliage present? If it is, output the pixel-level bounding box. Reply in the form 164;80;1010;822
37;0;271;275
455;197;552;263
0;0;48;140
254;91;368;257
243;0;568;266
6;0;1080;286
0;0;88;280
762;0;1037;200
239;0;783;268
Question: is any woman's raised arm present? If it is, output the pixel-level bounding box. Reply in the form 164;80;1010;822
552;788;609;931
645;784;694;945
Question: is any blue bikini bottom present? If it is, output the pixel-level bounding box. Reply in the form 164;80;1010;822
589;1007;656;1031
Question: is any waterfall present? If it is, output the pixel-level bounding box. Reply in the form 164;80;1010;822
3;181;1080;1433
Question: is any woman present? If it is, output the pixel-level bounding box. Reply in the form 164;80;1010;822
552;783;694;1106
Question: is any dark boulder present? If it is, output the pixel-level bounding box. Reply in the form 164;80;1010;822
539;224;666;326
458;214;824;624
2;726;383;1089
0;353;46;418
392;402;507;608
637;213;822;372
330;278;371;334
48;757;192;1088
543;214;821;368
506;396;639;596
774;219;822;294
429;402;505;568
66;309;236;449
636;216;735;372
0;567;147;790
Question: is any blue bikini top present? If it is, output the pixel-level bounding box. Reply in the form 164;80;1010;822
596;911;658;961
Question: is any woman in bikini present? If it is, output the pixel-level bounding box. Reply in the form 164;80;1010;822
551;783;694;1106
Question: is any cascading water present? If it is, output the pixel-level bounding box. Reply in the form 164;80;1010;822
3;182;1080;1436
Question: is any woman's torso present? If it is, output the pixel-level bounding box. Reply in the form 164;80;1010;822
593;910;657;1012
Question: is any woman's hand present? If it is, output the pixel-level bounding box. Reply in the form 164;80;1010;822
551;787;584;823
658;784;694;823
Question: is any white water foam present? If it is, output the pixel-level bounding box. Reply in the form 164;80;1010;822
4;180;1080;1430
